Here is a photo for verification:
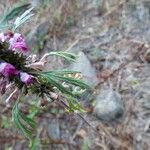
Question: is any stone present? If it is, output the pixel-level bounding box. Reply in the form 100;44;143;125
94;88;124;122
48;119;60;142
70;52;98;87
143;95;150;109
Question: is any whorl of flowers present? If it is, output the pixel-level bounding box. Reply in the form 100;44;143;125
0;30;89;138
0;32;28;53
0;6;90;141
0;32;33;86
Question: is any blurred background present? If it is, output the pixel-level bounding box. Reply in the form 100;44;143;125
0;0;150;149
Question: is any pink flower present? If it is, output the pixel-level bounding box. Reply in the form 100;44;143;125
11;42;28;52
20;72;33;85
9;33;28;53
0;32;28;54
0;62;18;77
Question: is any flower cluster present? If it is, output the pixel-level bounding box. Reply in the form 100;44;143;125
0;32;33;85
0;32;28;53
0;7;90;141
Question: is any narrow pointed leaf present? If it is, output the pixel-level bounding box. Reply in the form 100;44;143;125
2;3;31;22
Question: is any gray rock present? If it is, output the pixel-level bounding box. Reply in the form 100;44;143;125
143;95;150;109
70;52;98;87
48;119;60;141
94;88;124;122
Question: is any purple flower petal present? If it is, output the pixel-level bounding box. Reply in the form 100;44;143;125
20;72;33;85
0;62;18;77
0;32;28;53
9;33;28;53
10;41;28;52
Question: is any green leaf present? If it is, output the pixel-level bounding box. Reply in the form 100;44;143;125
2;3;31;22
28;104;39;119
12;100;36;139
65;96;84;113
12;7;34;31
48;51;77;62
42;72;90;90
42;70;81;75
29;136;40;150
39;73;74;96
37;70;90;98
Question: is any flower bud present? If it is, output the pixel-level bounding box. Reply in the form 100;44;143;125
0;62;18;77
20;72;33;85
